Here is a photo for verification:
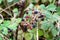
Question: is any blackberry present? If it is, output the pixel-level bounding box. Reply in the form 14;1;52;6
34;11;38;14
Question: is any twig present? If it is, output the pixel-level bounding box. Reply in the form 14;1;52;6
0;14;4;24
0;0;21;14
1;9;12;16
0;33;9;40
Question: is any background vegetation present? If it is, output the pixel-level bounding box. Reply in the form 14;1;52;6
0;0;60;40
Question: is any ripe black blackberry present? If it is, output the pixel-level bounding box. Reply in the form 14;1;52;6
34;10;38;14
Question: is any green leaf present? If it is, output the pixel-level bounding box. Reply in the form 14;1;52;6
48;0;52;3
28;3;34;9
44;11;52;19
31;0;39;3
38;29;44;36
25;3;34;12
14;0;19;2
40;4;46;10
51;28;58;36
9;39;12;40
13;8;19;16
28;10;32;16
0;0;2;4
41;0;48;3
28;28;37;40
56;6;60;16
16;18;22;23
24;32;32;40
8;23;18;31
23;13;27;18
44;33;49;38
9;18;21;31
49;23;54;30
2;27;8;35
7;0;13;2
0;25;3;30
11;18;21;23
0;36;2;40
41;20;50;30
46;4;56;11
51;13;59;22
3;20;10;27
